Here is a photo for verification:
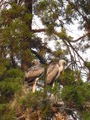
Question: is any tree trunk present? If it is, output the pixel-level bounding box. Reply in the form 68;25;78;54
21;0;32;71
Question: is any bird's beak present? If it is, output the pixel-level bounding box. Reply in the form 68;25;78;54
64;61;67;66
64;62;67;70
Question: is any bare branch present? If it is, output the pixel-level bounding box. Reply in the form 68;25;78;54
66;0;88;22
70;32;90;43
32;29;46;33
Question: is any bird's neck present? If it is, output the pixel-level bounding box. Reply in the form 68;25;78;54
59;64;64;72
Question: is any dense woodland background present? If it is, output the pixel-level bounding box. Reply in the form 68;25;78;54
0;0;90;119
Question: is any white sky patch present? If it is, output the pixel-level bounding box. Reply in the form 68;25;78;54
66;21;90;61
32;15;56;50
32;16;90;62
32;15;44;29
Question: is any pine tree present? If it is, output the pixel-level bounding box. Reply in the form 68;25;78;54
0;0;90;119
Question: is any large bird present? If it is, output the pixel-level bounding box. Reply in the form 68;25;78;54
25;60;44;92
46;59;66;86
25;59;66;92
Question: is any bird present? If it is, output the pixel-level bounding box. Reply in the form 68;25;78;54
46;59;66;86
25;59;44;93
25;59;66;92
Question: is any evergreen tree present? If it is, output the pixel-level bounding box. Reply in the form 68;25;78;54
0;0;90;119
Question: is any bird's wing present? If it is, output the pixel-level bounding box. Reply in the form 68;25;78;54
25;66;44;78
46;64;59;85
47;63;56;74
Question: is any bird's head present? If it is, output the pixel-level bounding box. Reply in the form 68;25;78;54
59;59;67;66
32;59;40;65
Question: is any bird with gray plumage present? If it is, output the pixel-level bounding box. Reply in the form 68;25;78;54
46;59;66;86
25;60;44;92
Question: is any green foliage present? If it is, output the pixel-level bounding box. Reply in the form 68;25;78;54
0;3;34;69
0;65;6;77
0;3;26;25
37;0;58;12
46;24;55;35
37;0;48;11
65;3;77;23
81;111;90;120
0;59;10;76
78;0;90;15
0;0;90;119
0;104;6;114
66;4;74;15
85;61;90;70
36;0;60;35
54;50;64;57
0;66;24;119
0;105;16;120
18;90;53;119
59;68;77;85
0;67;24;105
61;83;90;109
14;83;61;119
19;91;44;108
57;28;73;40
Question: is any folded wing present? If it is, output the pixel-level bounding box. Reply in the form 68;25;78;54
46;63;59;85
25;65;44;84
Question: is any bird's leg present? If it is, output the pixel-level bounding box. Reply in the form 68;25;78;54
52;83;55;88
32;78;39;93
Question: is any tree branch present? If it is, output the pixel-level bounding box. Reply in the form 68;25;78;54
31;49;46;64
31;28;89;65
69;32;90;43
66;0;88;23
32;28;90;43
32;29;46;33
53;31;85;63
66;41;85;63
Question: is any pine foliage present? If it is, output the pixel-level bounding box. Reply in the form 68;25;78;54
0;0;90;119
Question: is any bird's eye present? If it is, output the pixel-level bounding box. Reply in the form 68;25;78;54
64;62;66;65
